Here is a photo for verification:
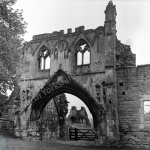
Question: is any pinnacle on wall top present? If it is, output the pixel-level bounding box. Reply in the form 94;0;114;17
105;0;116;14
109;0;113;4
104;0;117;22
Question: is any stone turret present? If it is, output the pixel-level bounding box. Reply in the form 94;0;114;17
105;1;117;22
104;1;117;36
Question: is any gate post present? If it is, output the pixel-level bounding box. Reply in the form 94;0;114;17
69;128;71;140
12;121;14;135
75;128;78;141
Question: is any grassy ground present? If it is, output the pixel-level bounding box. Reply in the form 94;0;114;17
0;129;149;150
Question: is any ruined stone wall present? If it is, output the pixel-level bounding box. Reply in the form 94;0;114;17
12;1;150;148
26;99;59;141
117;65;150;148
17;23;119;142
67;106;91;127
15;1;120;144
18;25;106;123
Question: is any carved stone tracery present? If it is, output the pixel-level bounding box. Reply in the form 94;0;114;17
95;83;101;102
58;40;66;52
54;48;58;60
75;65;90;75
58;40;69;59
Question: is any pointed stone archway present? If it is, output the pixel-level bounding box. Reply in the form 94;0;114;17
30;69;107;140
14;1;120;144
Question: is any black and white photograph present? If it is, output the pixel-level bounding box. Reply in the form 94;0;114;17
0;0;150;149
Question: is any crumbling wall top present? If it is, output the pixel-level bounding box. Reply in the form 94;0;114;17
32;26;102;41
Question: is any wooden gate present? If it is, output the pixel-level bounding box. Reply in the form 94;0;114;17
69;128;96;141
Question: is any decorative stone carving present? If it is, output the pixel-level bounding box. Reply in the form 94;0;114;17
22;90;26;101
58;40;66;52
102;81;107;104
81;75;88;84
21;89;33;112
76;67;82;75
54;48;58;60
27;83;34;89
95;83;101;102
26;89;33;101
93;60;102;72
75;65;90;75
59;63;62;69
82;66;89;73
64;47;69;59
22;89;32;101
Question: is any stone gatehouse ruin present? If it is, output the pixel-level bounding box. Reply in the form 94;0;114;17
67;106;91;127
6;1;150;148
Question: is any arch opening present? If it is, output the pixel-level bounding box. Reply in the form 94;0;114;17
29;69;106;141
31;92;94;141
31;84;99;125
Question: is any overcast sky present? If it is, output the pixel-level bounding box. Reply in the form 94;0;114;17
14;0;150;65
13;0;150;118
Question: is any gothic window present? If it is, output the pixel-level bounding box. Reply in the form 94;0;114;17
38;46;50;70
76;39;90;66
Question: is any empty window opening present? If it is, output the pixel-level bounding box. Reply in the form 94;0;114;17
76;39;90;66
83;50;90;64
38;46;50;70
144;101;150;129
119;83;123;86
122;91;125;95
77;52;82;65
45;56;50;69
